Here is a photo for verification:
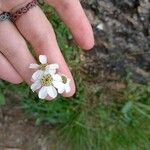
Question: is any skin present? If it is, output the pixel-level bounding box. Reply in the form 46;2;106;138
0;0;94;99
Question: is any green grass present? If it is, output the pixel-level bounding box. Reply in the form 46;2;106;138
0;5;150;150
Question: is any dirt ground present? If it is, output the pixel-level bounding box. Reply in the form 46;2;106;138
83;0;149;84
0;92;54;150
0;0;150;149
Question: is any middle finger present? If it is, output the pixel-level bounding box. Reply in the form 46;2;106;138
12;3;76;97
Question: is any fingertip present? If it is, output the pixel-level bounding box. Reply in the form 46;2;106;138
10;77;23;84
52;0;95;50
73;16;95;50
80;36;95;50
62;85;76;98
44;85;76;101
62;80;76;98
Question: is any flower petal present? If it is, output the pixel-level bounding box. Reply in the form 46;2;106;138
53;74;62;81
47;86;58;98
49;64;59;70
38;86;48;99
29;64;39;69
58;87;65;94
45;66;55;74
53;81;65;94
65;83;71;93
31;81;41;92
32;70;43;81
39;55;47;64
46;64;59;74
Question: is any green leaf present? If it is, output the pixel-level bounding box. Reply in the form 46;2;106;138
0;92;5;106
121;101;133;114
35;118;42;126
135;106;150;119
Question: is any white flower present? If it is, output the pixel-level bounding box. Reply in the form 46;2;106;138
30;54;72;100
29;55;59;81
31;71;60;99
53;74;71;94
29;55;48;69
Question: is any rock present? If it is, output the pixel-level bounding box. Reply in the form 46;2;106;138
82;0;150;84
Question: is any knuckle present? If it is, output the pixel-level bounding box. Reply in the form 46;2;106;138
0;0;31;11
58;1;73;11
32;32;50;50
2;40;27;59
59;1;71;10
48;0;77;10
55;0;80;13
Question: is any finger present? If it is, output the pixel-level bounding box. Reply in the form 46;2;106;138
0;53;22;84
0;0;31;11
45;0;94;50
14;6;75;97
0;20;36;85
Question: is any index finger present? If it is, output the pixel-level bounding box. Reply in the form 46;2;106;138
45;0;95;50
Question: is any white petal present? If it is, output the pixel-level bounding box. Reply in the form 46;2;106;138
39;55;47;64
58;87;65;94
65;83;71;93
49;64;59;70
53;81;65;94
53;74;62;81
31;81;41;92
47;86;58;98
49;69;56;75
32;70;43;81
46;64;59;74
29;64;39;69
53;81;63;89
45;66;55;74
38;86;48;99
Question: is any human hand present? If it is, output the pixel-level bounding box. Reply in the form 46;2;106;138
0;0;94;98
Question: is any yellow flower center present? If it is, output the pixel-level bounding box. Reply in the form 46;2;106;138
40;74;53;86
61;76;67;84
38;64;48;71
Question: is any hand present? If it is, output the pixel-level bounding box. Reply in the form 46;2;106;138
0;0;94;98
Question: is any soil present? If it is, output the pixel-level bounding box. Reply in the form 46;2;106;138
82;0;150;83
0;92;54;150
0;0;150;149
